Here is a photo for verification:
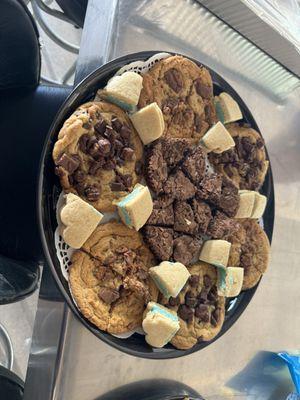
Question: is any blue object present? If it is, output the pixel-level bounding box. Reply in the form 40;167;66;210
278;352;300;394
117;185;143;227
149;304;179;323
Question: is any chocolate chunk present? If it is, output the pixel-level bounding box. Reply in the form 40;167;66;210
79;134;90;152
111;117;122;132
207;211;239;239
185;291;197;308
195;304;210;322
110;181;125;191
211;308;221;327
197;173;222;205
98;138;111;155
146;142;168;193
121;147;134;161
88;142;101;159
217;178;239;217
162;138;193;169
143;226;173;261
104;126;118;144
89;160;103;176
103;160;116;170
87;135;98;149
207;286;218;302
182;146;206;185
203;275;211;288
173;201;198;235
173;235;202;266
98;287;120;304
73;169;85;183
147;201;174;227
198;288;209;303
57;153;80;174
205;104;214;125
164;170;196;201
256;138;264;149
162;98;179;115
194;79;213;99
117;173;132;189
75;182;86;195
164;68;183;93
135;160;143;176
85;186;100;201
191;199;212;235
169;296;180;307
120;124;131;140
94;119;107;135
113;139;124;157
194;113;202;132
189;275;200;287
178;304;193;323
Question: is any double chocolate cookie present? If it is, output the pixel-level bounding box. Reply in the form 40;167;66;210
69;222;158;334
53;101;143;212
139;56;217;141
209;123;269;190
160;262;225;349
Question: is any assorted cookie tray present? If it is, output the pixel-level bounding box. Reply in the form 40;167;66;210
52;53;272;351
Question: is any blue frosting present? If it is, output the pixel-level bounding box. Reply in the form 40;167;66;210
214;99;225;123
151;275;170;298
119;207;132;226
117;186;143;227
106;95;135;112
149;304;178;323
218;269;227;291
118;186;143;207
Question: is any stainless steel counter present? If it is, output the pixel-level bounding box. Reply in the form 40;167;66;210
24;1;300;399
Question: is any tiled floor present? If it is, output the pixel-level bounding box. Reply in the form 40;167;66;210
0;1;82;381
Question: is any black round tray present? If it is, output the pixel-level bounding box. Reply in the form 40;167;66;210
38;51;275;359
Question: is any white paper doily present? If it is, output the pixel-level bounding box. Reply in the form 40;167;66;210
115;52;171;76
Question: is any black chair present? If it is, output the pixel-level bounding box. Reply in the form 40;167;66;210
0;0;73;395
0;0;71;304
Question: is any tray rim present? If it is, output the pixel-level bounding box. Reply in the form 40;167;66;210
37;50;275;359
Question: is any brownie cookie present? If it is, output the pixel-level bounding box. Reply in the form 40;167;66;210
147;196;174;226
143;226;174;261
182;146;206;185
69;222;157;334
160;262;225;349
207;211;240;240
209;123;269;190
197;174;239;217
138;56;217;141
173;234;203;266
53;101;143;212
145;137;194;194
226;219;270;289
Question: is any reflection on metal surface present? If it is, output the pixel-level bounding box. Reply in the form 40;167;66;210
0;322;13;371
25;0;300;399
129;0;300;101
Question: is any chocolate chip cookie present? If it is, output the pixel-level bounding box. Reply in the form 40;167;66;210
53;101;143;212
230;219;270;290
160;262;225;349
209;123;269;190
69;222;157;334
138;56;217;141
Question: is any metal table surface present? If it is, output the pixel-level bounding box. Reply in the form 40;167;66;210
24;1;300;399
